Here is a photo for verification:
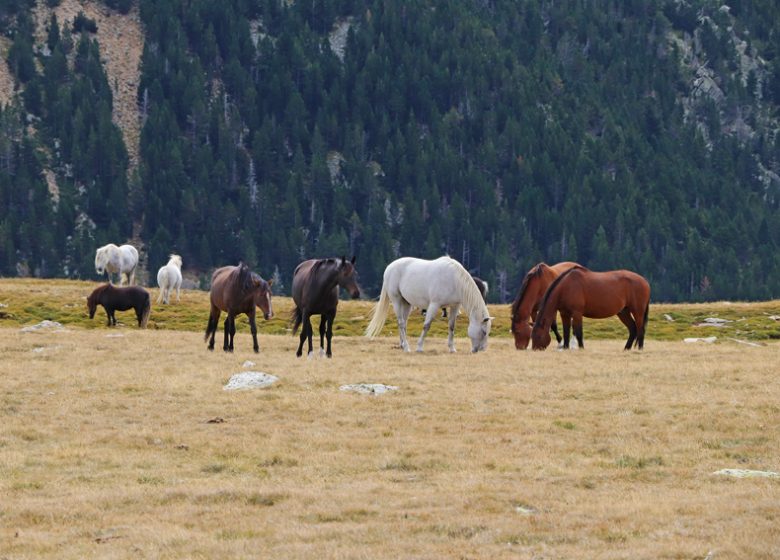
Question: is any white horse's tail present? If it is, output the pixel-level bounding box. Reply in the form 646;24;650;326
365;285;391;338
156;268;169;303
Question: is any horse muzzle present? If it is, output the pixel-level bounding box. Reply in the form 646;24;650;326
350;289;361;299
264;312;273;320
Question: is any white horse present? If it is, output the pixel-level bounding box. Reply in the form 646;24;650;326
94;243;139;286
156;254;183;304
365;256;493;353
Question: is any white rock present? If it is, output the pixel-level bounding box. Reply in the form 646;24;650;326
713;469;780;479
340;383;398;395
663;314;674;321
21;320;65;332
223;372;278;391
242;360;256;368
684;336;717;344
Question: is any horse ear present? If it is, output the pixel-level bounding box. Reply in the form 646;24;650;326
267;279;274;287
340;255;347;267
351;255;356;264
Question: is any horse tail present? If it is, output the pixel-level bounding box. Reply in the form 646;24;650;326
291;306;303;335
156;268;167;303
140;295;151;329
365;284;390;338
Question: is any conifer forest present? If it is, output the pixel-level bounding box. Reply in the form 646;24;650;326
1;0;779;302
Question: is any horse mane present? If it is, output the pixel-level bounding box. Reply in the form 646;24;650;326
510;264;543;323
169;254;182;267
535;265;585;326
446;258;488;318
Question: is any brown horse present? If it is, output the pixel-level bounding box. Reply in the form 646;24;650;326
205;263;274;353
291;256;360;358
510;261;579;349
87;284;150;327
531;266;650;351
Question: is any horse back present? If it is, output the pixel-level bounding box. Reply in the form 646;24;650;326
292;259;339;312
578;269;649;317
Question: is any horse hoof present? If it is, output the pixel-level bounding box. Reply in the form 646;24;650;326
307;351;314;360
319;349;326;358
254;348;260;354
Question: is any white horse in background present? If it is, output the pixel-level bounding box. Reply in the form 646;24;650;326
156;254;183;304
365;256;493;353
94;243;139;286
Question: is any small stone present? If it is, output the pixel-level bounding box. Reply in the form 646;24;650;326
223;372;278;391
340;383;398;395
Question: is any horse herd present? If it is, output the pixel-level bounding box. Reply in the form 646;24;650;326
87;243;651;356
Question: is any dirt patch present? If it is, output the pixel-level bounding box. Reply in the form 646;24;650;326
32;0;144;172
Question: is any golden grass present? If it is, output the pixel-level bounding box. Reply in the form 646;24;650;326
1;322;779;558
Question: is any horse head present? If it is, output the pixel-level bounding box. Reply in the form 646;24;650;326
512;320;533;350
251;274;274;320
337;256;361;299
94;245;110;275
467;315;492;353
531;319;552;350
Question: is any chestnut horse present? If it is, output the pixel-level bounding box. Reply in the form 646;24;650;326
205;263;274;353
291;256;360;358
510;262;578;349
87;284;150;328
531;266;650;350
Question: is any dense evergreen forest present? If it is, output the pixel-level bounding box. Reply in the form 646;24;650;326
1;0;779;302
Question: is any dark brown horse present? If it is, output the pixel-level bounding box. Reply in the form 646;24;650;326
531;266;650;351
205;263;274;353
87;284;151;328
291;256;360;358
510;261;579;349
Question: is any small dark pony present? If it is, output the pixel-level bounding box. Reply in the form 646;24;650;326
205;262;274;353
87;284;151;328
291;256;360;358
531;265;650;351
510;261;578;349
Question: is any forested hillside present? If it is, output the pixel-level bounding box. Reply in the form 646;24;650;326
1;0;779;302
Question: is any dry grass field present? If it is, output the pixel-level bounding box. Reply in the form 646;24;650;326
1;301;779;558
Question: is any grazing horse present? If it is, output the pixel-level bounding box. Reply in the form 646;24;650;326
365;256;493;353
87;284;150;328
531;266;650;351
156;254;183;304
291;256;360;358
427;275;488;318
205;263;274;353
510;261;579;349
94;243;139;285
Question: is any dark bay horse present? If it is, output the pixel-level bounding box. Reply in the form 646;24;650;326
205;263;274;353
87;284;150;327
510;261;579;349
531;266;650;351
291;256;360;358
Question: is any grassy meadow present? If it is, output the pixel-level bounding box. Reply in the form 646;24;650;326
1;278;780;558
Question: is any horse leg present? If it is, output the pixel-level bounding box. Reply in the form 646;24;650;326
447;304;460;353
249;310;259;353
551;319;563;344
392;299;412;352
417;303;440;352
229;315;237;352
207;308;219;351
617;308;637;350
105;306;112;327
631;304;648;350
318;315;327;357
296;312;309;357
560;312;572;349
223;315;231;352
572;314;585;349
325;311;335;358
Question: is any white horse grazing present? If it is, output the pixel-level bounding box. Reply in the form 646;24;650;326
94;243;139;286
365;256;493;353
156;254;183;304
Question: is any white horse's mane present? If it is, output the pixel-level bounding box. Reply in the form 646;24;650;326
444;257;489;318
168;254;183;268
